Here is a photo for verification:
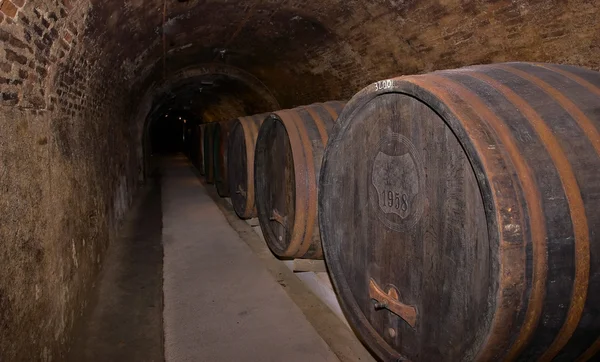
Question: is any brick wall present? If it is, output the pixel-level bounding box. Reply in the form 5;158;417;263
125;0;600;112
0;1;138;360
1;0;598;360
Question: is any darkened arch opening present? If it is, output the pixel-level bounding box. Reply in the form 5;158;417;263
139;64;280;180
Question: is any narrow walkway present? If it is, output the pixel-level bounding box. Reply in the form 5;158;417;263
161;156;339;362
67;176;164;362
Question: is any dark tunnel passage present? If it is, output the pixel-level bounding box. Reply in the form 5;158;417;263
1;0;600;360
149;111;189;154
146;72;278;159
141;65;279;178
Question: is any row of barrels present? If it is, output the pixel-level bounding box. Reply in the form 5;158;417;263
194;102;345;259
192;62;600;362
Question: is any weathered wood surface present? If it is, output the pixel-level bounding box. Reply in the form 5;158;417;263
213;120;237;197
198;124;206;175
254;101;345;259
227;113;271;219
318;62;600;362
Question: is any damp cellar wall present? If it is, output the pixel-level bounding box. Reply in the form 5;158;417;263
0;0;599;360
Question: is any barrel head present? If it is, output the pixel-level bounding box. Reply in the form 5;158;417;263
319;92;492;361
255;115;296;257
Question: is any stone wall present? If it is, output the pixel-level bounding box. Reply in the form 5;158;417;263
0;0;598;360
0;1;138;359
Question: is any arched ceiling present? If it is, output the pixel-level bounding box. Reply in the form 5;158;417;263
80;0;599;111
147;67;279;122
74;0;599;168
1;1;599;360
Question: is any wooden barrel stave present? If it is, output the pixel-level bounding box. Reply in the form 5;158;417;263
532;63;600;362
213;120;236;197
318;62;600;362
203;123;216;183
190;124;200;169
198;124;205;175
255;101;345;259
438;66;583;361
470;63;598;361
227;113;270;219
498;63;600;362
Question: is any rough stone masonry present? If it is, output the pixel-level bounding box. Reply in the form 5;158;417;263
0;0;598;360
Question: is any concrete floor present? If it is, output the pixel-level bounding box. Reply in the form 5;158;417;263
161;156;339;362
69;154;364;362
68;176;164;362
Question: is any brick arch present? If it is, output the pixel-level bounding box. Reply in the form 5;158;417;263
135;62;280;180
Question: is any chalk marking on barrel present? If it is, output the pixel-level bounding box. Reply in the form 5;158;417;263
374;79;394;91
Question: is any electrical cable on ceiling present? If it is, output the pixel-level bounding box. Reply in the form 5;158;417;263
162;0;168;79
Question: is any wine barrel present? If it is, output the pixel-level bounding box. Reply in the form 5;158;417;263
212;119;237;197
198;124;206;175
254;101;345;259
190;124;201;169
203;122;216;184
184;127;192;158
227;113;270;219
319;62;600;362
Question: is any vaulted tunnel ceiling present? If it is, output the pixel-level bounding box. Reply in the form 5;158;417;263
1;1;599;360
81;0;600;121
149;73;277;122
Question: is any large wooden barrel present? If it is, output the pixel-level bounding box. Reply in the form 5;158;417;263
254;101;345;259
212;120;236;197
184;127;192;158
197;124;206;175
227;113;270;219
203;122;216;184
319;62;600;362
190;124;201;169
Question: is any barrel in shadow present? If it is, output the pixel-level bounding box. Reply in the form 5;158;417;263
319;62;600;362
190;124;202;170
203;122;216;184
254;101;345;259
227;113;270;219
212;120;236;197
197;124;206;175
